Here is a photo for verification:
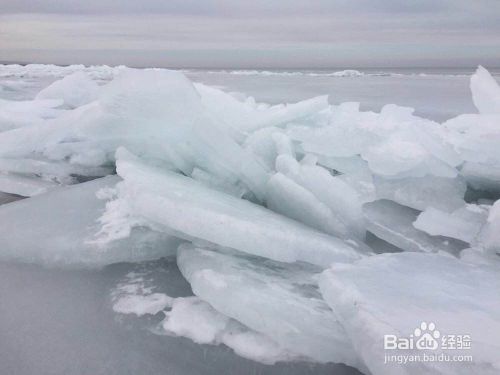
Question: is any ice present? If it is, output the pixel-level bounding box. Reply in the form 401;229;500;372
177;243;363;368
268;154;366;239
36;72;100;109
414;204;489;244
0;63;125;80
361;133;457;179
0;68;273;201
0;157;112;196
1;64;500;374
0;98;63;131
0;175;181;268
0;172;60;196
110;262;302;365
243;126;284;170
460;162;500;193
363;200;467;254
196;82;329;135
373;174;467;212
0;260;348;375
98;149;366;267
319;252;500;375
476;199;500;256
470;66;500;114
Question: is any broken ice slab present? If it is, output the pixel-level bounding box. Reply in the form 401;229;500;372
0;69;271;201
363;200;467;254
0;175;181;268
267;155;366;239
470;65;500;114
35;71;100;109
413;204;489;244
177;244;363;369
110;259;302;365
319;252;500;375
196;82;329;136
461;161;500;194
476;199;500;257
373;174;467;212
102;149;368;267
0;97;63;132
0;172;60;197
0;157;113;196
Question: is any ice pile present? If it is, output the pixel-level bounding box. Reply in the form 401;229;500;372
0;64;500;375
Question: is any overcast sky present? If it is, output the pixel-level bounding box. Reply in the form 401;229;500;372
1;0;499;68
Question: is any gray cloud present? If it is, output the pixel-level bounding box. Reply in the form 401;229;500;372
0;1;499;68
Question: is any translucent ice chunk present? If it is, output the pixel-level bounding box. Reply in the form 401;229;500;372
362;132;457;179
470;65;500;114
373;174;467;212
177;244;362;368
477;199;500;256
319;252;500;375
0;172;59;196
0;175;180;268
268;155;366;239
414;204;489;244
0;98;63;131
363;200;467;254
196;82;329;134
36;72;100;109
100;149;365;267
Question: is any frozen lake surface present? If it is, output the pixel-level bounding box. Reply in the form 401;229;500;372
0;259;360;375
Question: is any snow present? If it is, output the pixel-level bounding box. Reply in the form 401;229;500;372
162;296;300;364
1;63;500;375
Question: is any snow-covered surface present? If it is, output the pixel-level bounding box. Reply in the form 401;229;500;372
1;63;500;375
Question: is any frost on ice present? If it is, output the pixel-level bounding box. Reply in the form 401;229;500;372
0;64;500;375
